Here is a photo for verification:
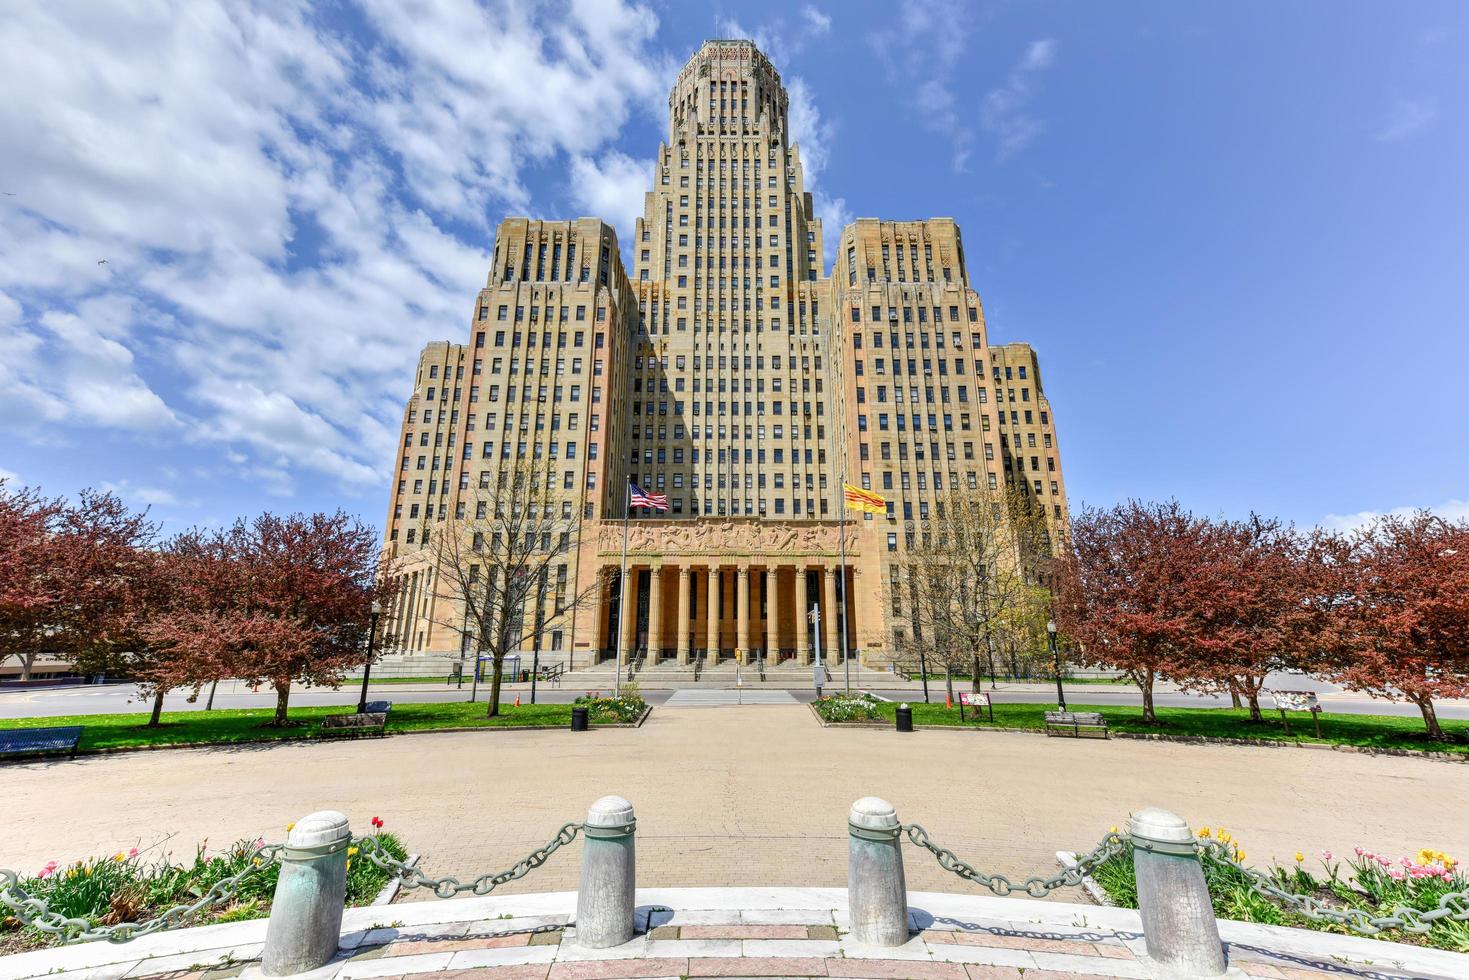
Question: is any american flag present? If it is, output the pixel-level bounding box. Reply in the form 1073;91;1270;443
628;481;668;512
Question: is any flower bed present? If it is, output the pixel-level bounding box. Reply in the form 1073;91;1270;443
1087;827;1468;952
1;822;408;953
813;692;884;722
573;688;647;724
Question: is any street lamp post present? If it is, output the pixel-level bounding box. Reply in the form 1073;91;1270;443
358;600;382;713
1047;619;1065;712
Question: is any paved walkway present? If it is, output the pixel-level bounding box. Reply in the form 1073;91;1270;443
5;705;1467;897
4;889;1465;980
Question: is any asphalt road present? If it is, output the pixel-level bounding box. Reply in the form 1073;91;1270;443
0;677;1462;720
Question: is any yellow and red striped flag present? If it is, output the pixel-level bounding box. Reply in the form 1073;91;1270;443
843;482;886;514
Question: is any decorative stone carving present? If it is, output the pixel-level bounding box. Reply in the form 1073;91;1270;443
596;518;855;559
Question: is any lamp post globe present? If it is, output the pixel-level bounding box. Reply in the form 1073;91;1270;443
1046;619;1065;711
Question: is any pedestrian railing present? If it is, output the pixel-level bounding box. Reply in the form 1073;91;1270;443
5;798;1469;980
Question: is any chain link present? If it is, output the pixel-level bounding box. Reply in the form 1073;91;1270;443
0;843;283;945
902;825;1127;899
355;824;583;899
1196;840;1469;937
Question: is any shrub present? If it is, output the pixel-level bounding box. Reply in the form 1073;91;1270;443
2;825;408;951
1086;828;1469;952
813;692;883;722
574;690;646;723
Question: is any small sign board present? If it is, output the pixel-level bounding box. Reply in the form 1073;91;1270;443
957;690;994;722
1270;690;1320;713
1268;690;1323;737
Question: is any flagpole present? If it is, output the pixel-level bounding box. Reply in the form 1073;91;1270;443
618;477;630;696
839;477;851;695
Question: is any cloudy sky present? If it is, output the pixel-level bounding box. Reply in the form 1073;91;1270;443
2;0;1466;533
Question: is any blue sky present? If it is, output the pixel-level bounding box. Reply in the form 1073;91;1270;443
2;0;1466;534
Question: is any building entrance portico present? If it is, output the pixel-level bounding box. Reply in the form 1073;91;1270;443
589;518;857;669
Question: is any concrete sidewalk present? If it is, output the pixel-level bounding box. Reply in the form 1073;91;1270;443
3;888;1464;980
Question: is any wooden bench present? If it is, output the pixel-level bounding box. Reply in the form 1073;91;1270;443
1044;711;1108;739
0;725;84;761
322;703;390;736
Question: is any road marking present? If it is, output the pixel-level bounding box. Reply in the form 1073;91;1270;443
664;689;798;707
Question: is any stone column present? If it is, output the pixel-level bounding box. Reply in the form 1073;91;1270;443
795;567;810;665
646;565;664;663
676;566;692;664
735;566;751;664
618;567;636;665
823;566;840;662
766;566;781;663
706;566;720;663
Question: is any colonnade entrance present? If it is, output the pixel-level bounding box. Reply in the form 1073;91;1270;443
599;562;854;666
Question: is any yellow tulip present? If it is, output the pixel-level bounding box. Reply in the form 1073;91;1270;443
1197;827;1211;838
1295;852;1304;863
348;846;359;857
286;822;295;832
1237;849;1246;861
1109;826;1118;834
113;853;126;862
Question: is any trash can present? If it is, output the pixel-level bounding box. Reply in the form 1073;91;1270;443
895;703;914;733
571;706;589;732
519;669;530;683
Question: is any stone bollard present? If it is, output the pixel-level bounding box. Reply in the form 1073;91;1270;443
574;796;637;948
847;797;909;946
1129;808;1230;979
262;811;352;977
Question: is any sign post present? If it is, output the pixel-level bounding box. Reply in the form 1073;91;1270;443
811;603;823;699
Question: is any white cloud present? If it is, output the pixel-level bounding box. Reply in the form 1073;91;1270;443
1321;499;1469;533
1375;99;1437;143
568;152;653;244
981;39;1059;162
787;77;849;264
0;0;667;496
867;0;977;171
803;7;832;35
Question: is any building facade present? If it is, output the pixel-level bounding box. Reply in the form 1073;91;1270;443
381;40;1070;669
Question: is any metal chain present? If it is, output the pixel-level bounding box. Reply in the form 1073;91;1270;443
0;843;283;944
1196;840;1469;937
902;825;1127;899
355;823;583;899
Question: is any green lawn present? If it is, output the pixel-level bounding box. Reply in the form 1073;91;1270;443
2;700;622;752
857;700;1469;754
912;674;1130;685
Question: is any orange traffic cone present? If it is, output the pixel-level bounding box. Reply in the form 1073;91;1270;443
514;695;521;707
946;694;953;709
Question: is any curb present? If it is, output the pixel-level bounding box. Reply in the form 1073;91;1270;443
2;706;655;763
816;716;1469;761
371;854;419;906
1056;849;1114;907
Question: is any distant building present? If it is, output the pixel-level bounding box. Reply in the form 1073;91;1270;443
381;41;1069;669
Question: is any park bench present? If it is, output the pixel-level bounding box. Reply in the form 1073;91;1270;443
0;725;84;761
321;701;391;737
1044;710;1108;739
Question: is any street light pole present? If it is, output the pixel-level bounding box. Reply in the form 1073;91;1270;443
1047;619;1065;712
358;600;382;713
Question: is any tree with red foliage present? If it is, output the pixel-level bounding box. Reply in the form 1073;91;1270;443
0;482;158;680
0;482;67;679
1331;511;1469;739
228;511;380;725
1053;500;1218;723
1174;517;1347;722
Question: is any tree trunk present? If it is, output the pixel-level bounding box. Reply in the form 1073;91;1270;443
205;678;218;710
1246;690;1263;722
1140;671;1156;724
1229;685;1242;710
944;667;955;705
148;689;165;728
1415;697;1443;740
272;680;291;726
20;651;37;682
486;649;505;718
970;653;981;694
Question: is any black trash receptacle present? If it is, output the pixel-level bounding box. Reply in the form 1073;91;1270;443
895;703;914;733
519;669;530;683
571;706;589;731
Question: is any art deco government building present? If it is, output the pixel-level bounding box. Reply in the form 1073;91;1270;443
380;41;1069;673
